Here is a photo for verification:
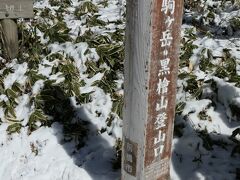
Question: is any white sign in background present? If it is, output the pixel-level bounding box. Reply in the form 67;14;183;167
0;0;33;19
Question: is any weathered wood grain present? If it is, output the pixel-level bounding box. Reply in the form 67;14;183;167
122;0;152;179
122;0;184;179
0;19;18;59
0;0;33;19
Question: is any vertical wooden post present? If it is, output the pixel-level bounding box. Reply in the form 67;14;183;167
122;0;184;180
0;0;34;60
0;19;19;59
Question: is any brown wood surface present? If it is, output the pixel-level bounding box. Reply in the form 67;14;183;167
122;0;184;179
0;19;18;59
0;0;33;19
144;1;184;179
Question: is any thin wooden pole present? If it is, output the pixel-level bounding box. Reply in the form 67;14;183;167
0;19;19;59
122;0;184;180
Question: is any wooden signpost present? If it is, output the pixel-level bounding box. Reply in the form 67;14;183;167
0;0;33;59
122;0;184;179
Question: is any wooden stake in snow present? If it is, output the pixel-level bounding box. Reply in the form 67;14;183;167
0;0;33;59
122;0;184;179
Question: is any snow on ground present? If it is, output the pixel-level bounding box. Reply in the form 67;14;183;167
0;0;239;180
0;123;92;180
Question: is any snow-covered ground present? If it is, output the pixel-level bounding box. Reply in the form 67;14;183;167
0;0;239;180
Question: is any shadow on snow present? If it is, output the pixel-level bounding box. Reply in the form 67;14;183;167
172;108;240;180
38;84;120;180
